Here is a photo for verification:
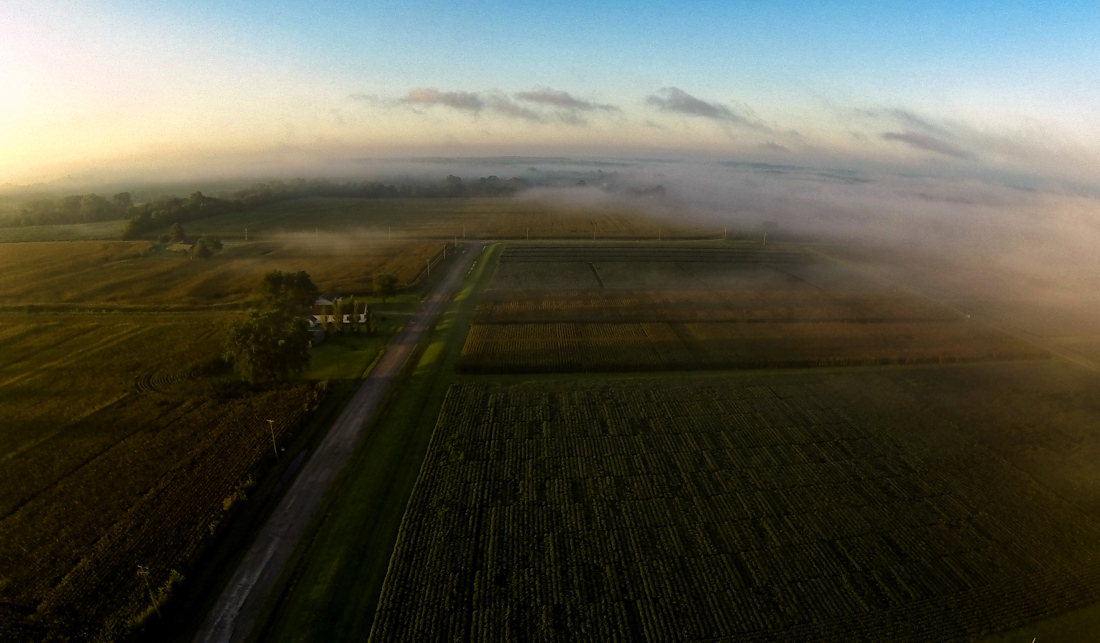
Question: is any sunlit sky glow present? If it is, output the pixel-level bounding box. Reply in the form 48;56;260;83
2;0;1098;185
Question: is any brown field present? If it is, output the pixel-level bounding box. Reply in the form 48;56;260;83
458;320;1047;373
462;245;1045;373
0;238;448;307
473;290;963;324
0;313;328;641
189;197;716;242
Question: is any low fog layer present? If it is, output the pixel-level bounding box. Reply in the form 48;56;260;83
6;153;1099;324
507;158;1100;313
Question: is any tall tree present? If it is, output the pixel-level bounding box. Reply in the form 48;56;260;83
223;308;311;383
331;297;345;333
373;273;398;303
258;270;319;316
168;223;185;243
345;296;359;333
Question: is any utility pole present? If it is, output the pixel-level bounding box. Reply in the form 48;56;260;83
137;566;161;618
266;419;278;458
244;227;248;241
763;232;767;246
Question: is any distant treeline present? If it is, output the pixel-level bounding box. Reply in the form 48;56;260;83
0;175;528;235
4;192;135;227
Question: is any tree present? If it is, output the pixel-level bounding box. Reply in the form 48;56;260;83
222;308;311;383
169;223;185;243
362;302;375;335
79;194;110;222
113;192;133;210
344;296;358;333
258;270;319;316
331;297;345;333
192;236;214;259
373;273;398;303
122;211;152;240
192;233;222;258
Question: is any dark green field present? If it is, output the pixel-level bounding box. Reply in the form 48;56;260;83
371;369;1100;641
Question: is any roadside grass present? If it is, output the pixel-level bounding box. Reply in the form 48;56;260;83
247;244;500;643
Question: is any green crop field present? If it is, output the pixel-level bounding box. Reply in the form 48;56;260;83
370;373;1100;641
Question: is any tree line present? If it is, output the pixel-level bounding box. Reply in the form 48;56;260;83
0;175;529;232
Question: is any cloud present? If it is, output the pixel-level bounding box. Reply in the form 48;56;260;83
515;88;618;112
646;87;770;131
383;87;621;127
401;88;484;112
759;142;789;153
882;131;973;159
485;95;543;122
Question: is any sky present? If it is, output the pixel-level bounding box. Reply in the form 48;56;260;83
1;0;1099;186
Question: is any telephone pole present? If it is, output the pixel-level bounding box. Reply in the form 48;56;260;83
266;419;278;458
137;566;161;618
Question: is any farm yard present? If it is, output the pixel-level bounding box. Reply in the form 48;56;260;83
371;375;1100;641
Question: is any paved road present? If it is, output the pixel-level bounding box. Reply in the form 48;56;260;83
195;243;483;643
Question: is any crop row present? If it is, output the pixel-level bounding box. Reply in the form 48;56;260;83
370;378;1100;641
